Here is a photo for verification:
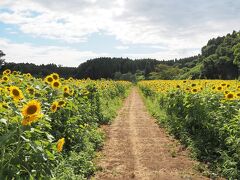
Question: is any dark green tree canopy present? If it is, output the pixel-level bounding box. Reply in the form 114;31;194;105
0;50;6;69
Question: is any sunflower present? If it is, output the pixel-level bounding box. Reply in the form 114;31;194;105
56;138;65;152
225;92;235;100
12;71;18;75
24;73;32;78
0;101;8;109
216;86;223;91
68;77;73;81
68;89;74;96
224;91;229;95
2;76;9;82
27;87;35;95
44;75;54;84
51;101;58;112
82;89;89;96
3;69;11;75
51;80;61;89
9;86;24;101
5;86;10;92
22;114;43;126
236;92;240;98
21;100;42;125
51;73;59;80
191;88;198;93
58;100;66;107
63;85;70;92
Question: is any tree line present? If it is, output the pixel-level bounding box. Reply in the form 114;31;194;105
0;54;193;80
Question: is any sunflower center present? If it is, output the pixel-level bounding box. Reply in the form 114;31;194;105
52;104;57;110
27;105;38;115
53;75;58;80
12;89;20;96
54;82;59;87
47;77;53;82
58;101;65;106
227;94;233;99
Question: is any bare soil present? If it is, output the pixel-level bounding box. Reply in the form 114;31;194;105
94;88;209;180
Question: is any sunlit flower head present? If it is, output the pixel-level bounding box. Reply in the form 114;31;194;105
3;69;11;75
51;80;61;89
225;92;235;100
51;73;59;80
63;85;70;92
9;86;24;101
58;100;66;107
45;75;54;84
51;101;58;112
57;138;65;152
2;76;9;82
21;100;42;125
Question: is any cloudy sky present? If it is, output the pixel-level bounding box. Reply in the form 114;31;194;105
0;0;240;67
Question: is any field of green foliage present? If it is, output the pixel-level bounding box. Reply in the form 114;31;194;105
0;69;131;179
139;80;240;179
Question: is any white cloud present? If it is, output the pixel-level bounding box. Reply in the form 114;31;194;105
0;38;108;67
1;0;239;45
115;45;129;50
0;0;125;43
0;0;240;61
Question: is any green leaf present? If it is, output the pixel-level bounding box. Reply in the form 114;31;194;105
0;129;17;146
21;135;30;142
46;150;55;160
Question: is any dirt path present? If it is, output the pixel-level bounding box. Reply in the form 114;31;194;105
94;88;208;180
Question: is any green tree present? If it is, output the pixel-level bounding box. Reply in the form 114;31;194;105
0;50;5;69
233;43;240;78
135;70;145;81
114;71;122;80
149;64;181;80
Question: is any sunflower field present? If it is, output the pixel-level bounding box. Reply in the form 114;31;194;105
139;80;240;178
0;69;131;179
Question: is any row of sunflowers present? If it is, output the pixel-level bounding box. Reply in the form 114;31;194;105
138;80;240;179
0;69;131;179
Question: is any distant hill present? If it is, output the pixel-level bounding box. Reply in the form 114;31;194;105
179;30;240;79
75;57;159;79
200;30;240;79
1;56;198;80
